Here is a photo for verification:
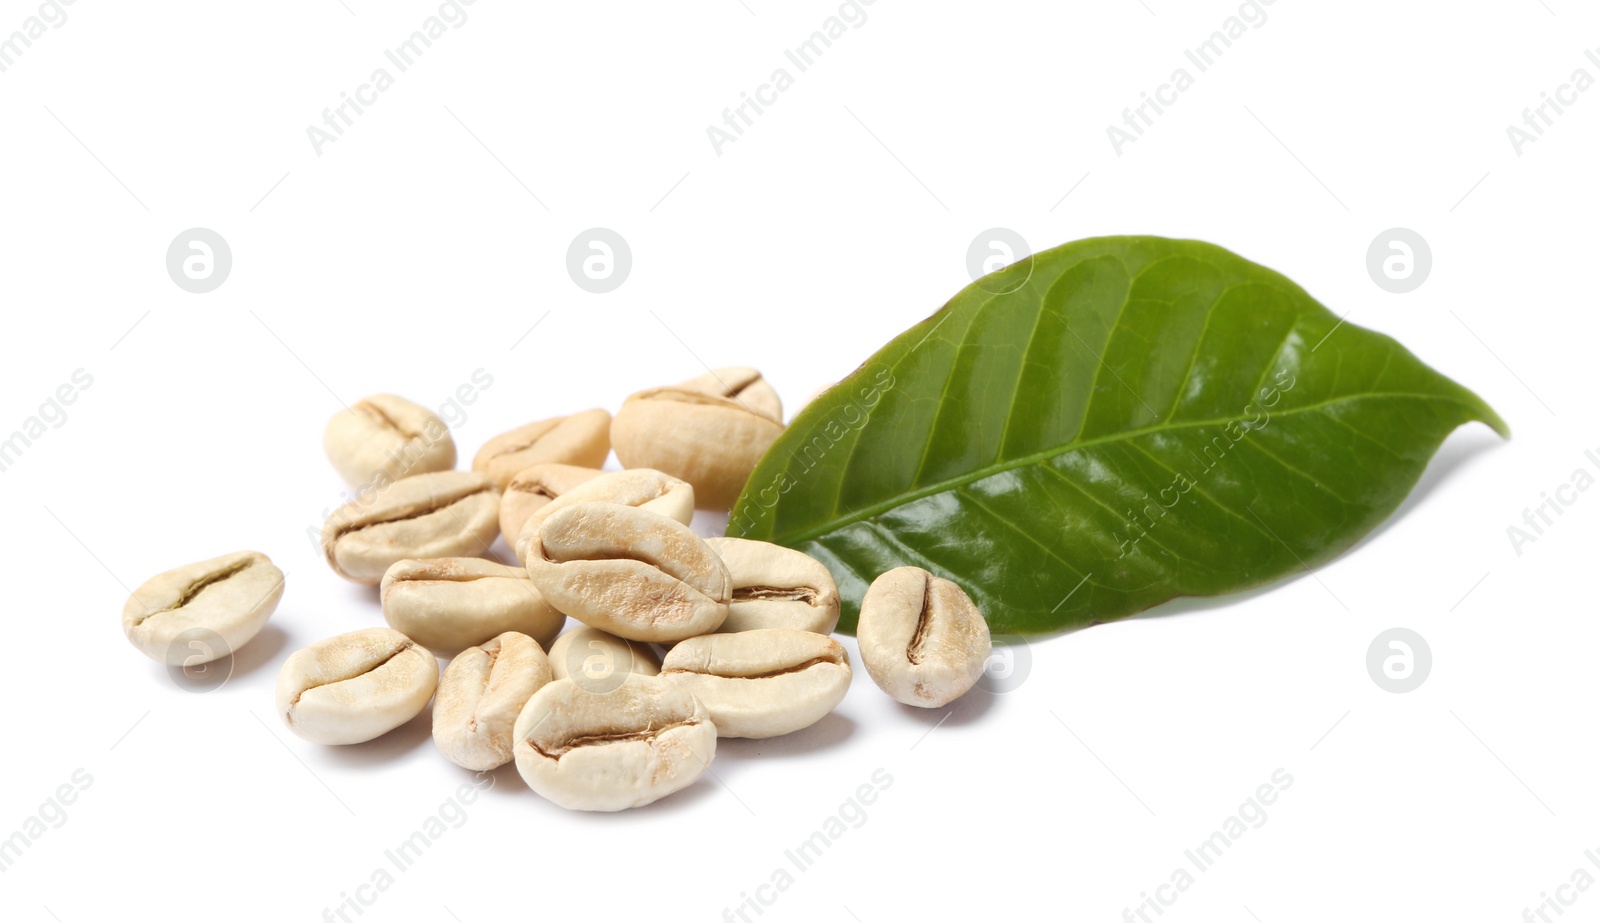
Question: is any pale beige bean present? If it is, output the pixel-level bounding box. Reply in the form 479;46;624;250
704;537;840;634
324;394;455;487
675;367;783;422
522;502;729;643
380;558;564;652
321;471;500;585
498;463;606;548
659;630;850;739
122;551;284;665
610;378;784;510
512;468;694;567
276;628;439;745
547;626;660;693
433;632;552;771
472;409;611;489
857;567;991;708
512;676;716;811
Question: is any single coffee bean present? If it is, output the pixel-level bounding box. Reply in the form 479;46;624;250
380;558;565;653
857;566;991;708
324;394;455;487
675;366;783;422
276;628;439;745
433;632;552;771
522;502;730;643
122;551;284;665
704;537;840;634
512;676;717;811
498;463;605;548
321;470;500;585
547;625;660;693
659;629;851;739
472;409;611;489
610;375;785;510
512;468;694;567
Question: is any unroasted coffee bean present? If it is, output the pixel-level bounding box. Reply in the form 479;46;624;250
324;394;455;487
433;632;552;771
547;625;660;693
857;566;991;708
675;367;783;422
122;551;284;665
610;373;785;510
380;558;565;652
512;468;694;567
472;409;611;489
321;471;500;585
276;628;439;745
522;502;730;642
659;629;851;739
704;537;839;634
513;676;716;811
498;463;606;548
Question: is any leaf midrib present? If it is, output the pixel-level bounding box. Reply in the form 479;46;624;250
784;390;1476;545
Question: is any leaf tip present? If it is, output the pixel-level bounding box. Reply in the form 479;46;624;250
1471;397;1512;440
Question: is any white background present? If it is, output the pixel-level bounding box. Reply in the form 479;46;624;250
2;1;1596;921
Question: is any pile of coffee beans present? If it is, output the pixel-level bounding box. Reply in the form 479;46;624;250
120;368;993;811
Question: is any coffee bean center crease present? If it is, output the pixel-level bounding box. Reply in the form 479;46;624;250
531;719;703;759
139;559;258;624
288;639;420;709
905;571;935;666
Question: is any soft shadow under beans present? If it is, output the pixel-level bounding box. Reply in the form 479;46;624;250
478;742;765;820
319;707;435;768
477;760;525;797
226;624;290;678
582;772;727;821
716;711;858;761
471;767;727;821
897;686;995;729
335;580;383;608
475;759;728;820
157;624;291;694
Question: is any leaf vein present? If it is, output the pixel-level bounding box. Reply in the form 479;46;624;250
781;391;1478;545
955;485;1095;583
1034;464;1187;563
1125;441;1279;547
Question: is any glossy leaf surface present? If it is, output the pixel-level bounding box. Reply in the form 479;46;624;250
729;237;1508;635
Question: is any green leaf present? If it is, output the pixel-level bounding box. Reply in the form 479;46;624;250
729;236;1508;636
